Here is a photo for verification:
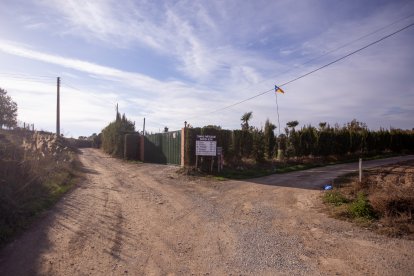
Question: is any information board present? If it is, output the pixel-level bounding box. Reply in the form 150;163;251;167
196;135;217;156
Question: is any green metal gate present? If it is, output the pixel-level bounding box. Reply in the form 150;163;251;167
144;130;181;165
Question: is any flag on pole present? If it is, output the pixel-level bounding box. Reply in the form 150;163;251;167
275;85;285;94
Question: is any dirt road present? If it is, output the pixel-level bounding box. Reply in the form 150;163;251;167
1;149;413;275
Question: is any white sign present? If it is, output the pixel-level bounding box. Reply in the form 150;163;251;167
196;135;217;156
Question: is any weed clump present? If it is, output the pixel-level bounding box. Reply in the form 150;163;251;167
323;191;349;206
348;192;376;220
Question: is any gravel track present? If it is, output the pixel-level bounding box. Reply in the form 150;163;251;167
0;149;413;275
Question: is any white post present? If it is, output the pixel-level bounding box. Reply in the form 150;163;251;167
359;158;362;183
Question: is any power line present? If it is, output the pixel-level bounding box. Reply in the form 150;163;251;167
279;22;414;88
203;12;414;101
61;82;82;92
257;12;414;87
188;21;414;120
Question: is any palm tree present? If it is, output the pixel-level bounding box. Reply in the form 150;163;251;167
241;111;253;131
286;120;299;131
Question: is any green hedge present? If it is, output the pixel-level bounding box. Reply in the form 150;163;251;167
101;113;135;158
184;121;414;166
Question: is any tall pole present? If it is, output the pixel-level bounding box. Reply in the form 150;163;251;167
142;117;146;136
275;92;281;136
56;77;60;136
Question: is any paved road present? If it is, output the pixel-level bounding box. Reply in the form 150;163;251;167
0;149;413;275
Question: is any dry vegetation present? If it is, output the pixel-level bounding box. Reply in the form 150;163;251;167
0;129;80;247
323;160;414;238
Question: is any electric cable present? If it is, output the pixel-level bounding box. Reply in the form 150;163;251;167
187;21;414;121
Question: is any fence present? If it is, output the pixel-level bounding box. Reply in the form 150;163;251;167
143;130;181;165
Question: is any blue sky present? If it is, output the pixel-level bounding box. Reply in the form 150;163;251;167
0;0;413;137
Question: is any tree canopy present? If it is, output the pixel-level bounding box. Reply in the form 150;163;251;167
0;88;18;129
101;112;135;157
241;111;253;131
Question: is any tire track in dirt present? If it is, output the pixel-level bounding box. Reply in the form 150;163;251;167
1;150;414;275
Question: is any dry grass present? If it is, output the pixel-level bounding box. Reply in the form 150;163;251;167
323;160;414;239
0;129;80;247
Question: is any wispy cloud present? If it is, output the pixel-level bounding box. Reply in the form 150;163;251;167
1;0;413;136
36;0;286;83
0;40;178;92
0;40;236;132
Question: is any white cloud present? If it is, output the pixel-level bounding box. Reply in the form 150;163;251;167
1;0;413;136
35;0;286;83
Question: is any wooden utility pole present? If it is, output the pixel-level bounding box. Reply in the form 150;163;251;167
56;77;60;136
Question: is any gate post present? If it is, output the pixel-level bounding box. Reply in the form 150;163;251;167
140;136;145;162
181;127;185;167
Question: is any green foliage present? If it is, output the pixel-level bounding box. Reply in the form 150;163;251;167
241;111;253;131
240;130;253;157
0;88;18;129
319;122;327;129
252;128;265;162
277;134;287;152
323;191;349;206
348;192;376;219
286;120;299;130
203;125;222;130
283;120;414;158
89;133;102;148
299;125;317;156
101;112;135;158
184;118;414;169
264;119;276;159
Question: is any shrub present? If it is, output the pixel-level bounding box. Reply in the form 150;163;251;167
101;113;135;158
348;192;376;219
323;191;349;206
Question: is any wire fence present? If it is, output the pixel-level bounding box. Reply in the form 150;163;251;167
16;121;35;132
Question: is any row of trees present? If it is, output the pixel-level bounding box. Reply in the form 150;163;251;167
281;120;414;158
186;112;414;164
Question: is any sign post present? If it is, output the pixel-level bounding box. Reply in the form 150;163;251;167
195;135;217;171
216;147;223;172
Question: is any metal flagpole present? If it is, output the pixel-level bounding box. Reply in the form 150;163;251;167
275;90;281;136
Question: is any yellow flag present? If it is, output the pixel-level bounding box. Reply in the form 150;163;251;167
275;85;284;94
